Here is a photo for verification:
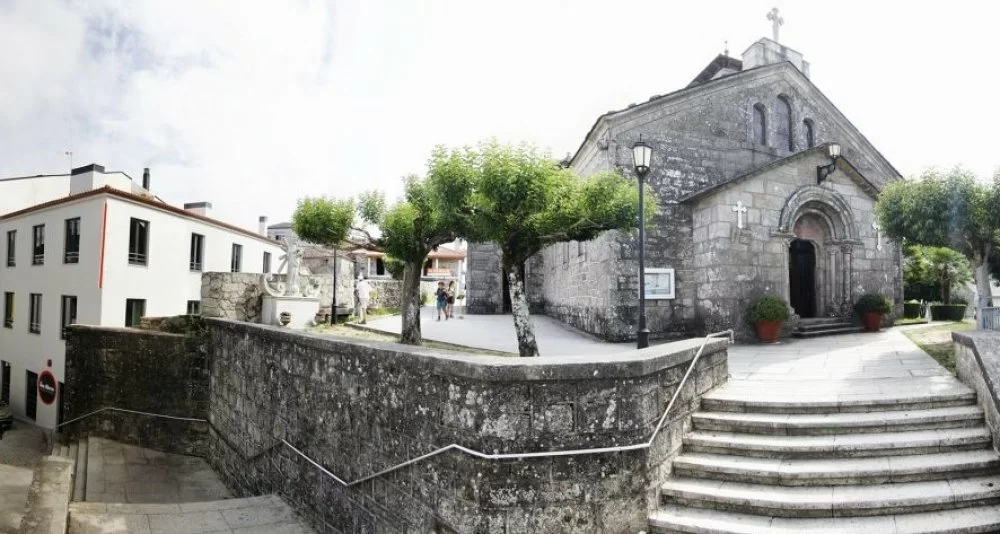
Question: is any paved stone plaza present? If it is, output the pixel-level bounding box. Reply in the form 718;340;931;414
363;306;632;355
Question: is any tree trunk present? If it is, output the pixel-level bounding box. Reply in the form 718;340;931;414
973;250;994;329
400;262;423;345
507;268;539;356
942;272;951;305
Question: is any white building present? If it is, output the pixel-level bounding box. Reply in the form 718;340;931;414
0;164;282;428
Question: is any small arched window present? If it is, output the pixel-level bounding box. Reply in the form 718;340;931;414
803;119;815;148
753;104;767;146
776;96;793;151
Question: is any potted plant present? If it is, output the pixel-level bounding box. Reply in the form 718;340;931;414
746;295;790;343
854;293;892;332
279;311;292;326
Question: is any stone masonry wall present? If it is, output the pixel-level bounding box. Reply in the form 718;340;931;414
689;151;901;339
205;318;729;534
954;332;1000;452
200;272;332;321
62;323;210;456
470;62;903;341
466;243;503;314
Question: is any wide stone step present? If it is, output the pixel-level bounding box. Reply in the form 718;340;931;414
703;387;976;414
672;450;1000;486
68;495;316;534
649;503;1000;533
692;406;986;435
683;427;992;458
791;326;864;338
659;474;1000;518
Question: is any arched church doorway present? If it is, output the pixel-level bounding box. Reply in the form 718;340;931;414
788;239;817;318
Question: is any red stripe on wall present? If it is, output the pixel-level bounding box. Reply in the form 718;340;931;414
98;200;108;288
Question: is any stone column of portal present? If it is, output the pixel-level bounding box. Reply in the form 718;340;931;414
840;244;854;315
827;247;838;315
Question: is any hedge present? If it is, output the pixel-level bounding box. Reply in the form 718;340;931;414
930;304;967;322
903;302;923;319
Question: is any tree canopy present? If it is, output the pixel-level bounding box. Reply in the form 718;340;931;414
903;245;972;304
465;142;656;355
877;168;1000;320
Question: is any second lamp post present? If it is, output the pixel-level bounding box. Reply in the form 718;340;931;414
631;138;652;349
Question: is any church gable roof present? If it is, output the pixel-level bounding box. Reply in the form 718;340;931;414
687;54;744;87
680;143;880;204
569;60;901;183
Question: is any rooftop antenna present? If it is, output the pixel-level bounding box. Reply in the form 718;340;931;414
64;151;73;172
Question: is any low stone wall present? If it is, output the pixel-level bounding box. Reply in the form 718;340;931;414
954;331;1000;452
200;272;333;321
206;318;728;534
62;324;210;456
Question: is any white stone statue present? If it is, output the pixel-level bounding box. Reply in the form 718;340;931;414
263;235;311;297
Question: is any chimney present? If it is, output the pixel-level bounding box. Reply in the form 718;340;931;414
183;201;212;216
258;216;268;236
142;168;150;190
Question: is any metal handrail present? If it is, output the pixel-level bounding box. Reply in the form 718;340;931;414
56;329;733;488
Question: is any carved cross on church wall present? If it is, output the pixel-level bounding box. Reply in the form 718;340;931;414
872;219;882;251
767;7;784;43
732;200;747;229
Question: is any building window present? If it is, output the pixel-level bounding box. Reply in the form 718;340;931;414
190;233;204;271
231;244;242;273
263;251;271;274
32;224;44;265
753;104;767;146
3;292;12;328
186;300;201;315
5;230;14;267
64;218;80;264
776;96;793;151
60;295;77;340
128;218;149;265
1;361;10;405
28;293;41;334
804;118;815;148
644;268;676;300
125;298;145;327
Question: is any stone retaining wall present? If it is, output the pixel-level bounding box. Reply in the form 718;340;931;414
954;331;1000;452
206;318;729;533
62;323;210;456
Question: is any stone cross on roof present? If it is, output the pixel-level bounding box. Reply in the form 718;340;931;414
767;7;784;43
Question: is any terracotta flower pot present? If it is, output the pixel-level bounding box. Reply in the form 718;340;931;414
862;312;882;332
755;320;783;343
279;312;291;326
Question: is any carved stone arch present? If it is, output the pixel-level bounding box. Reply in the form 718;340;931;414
778;185;859;241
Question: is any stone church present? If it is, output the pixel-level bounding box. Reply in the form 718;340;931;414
467;34;903;341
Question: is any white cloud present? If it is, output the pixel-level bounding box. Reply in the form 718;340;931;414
1;0;998;231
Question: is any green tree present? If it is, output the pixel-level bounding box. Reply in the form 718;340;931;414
876;169;1000;326
923;246;972;304
467;142;655;356
293;149;476;345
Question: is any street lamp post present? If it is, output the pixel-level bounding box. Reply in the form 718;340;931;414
632;137;653;349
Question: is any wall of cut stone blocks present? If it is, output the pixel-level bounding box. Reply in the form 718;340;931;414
466;243;503;314
62;323;209;456
954;332;1000;452
467;64;903;341
205;318;729;534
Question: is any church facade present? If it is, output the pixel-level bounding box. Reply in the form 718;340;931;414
466;37;903;341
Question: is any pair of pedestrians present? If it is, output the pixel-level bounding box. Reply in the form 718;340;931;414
436;280;458;321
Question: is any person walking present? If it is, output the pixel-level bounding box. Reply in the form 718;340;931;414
356;275;371;324
435;281;448;321
445;280;457;319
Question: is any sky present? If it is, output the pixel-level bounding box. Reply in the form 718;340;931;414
1;0;998;231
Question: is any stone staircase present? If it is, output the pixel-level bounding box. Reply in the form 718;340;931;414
792;317;862;338
48;436;315;533
649;386;1000;532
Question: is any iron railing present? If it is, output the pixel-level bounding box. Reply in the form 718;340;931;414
55;329;733;488
984;307;1000;332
